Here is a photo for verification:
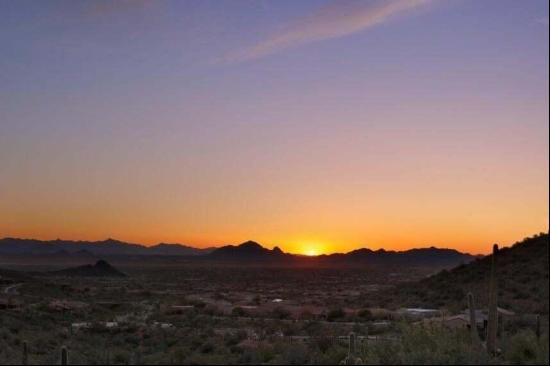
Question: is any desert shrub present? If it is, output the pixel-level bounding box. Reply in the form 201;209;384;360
200;341;215;354
230;345;244;354
300;309;315;320
504;330;548;365
275;343;310;365
112;350;131;364
225;330;247;347
272;306;291;320
232;306;248;317
358;308;374;321
364;324;491;365
252;295;261;305
314;336;333;353
203;304;220;316
302;320;325;337
327;308;345;322
365;339;403;365
192;300;206;309
281;323;299;336
353;323;368;335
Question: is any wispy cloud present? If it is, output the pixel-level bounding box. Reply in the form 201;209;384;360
222;0;432;63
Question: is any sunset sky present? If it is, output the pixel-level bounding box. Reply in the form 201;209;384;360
1;0;548;255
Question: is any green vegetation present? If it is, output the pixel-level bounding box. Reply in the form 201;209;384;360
1;312;547;364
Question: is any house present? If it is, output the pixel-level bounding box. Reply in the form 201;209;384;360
442;314;474;329
105;321;118;328
398;308;441;318
153;321;174;329
420;307;516;330
71;322;92;330
460;308;516;328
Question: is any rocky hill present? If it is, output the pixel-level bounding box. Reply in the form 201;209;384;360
208;241;288;261
380;233;549;314
49;260;126;278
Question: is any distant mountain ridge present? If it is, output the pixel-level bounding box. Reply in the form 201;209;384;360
206;240;477;267
316;246;477;266
1;237;476;267
0;238;213;257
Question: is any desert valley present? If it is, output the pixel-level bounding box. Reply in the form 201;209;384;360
1;234;548;364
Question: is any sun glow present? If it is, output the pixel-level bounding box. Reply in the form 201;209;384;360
305;248;319;256
294;240;329;256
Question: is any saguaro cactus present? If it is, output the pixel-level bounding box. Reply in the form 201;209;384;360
536;314;541;340
349;332;356;356
61;346;69;365
22;340;28;365
486;244;499;355
467;292;479;345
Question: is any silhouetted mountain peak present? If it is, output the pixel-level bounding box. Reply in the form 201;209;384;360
51;260;125;277
94;259;111;269
347;248;374;255
208;241;286;261
99;238;126;245
238;241;263;249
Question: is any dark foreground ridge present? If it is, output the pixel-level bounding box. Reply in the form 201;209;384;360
380;233;549;314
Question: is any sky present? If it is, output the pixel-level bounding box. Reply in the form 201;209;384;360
1;0;548;255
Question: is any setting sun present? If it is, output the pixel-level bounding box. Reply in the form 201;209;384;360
305;248;319;257
292;240;330;256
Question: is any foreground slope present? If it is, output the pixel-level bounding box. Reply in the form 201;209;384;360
382;233;549;314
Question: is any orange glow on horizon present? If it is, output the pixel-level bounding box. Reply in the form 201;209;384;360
1;225;548;256
291;240;330;256
0;0;547;261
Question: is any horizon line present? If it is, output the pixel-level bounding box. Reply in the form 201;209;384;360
5;234;547;256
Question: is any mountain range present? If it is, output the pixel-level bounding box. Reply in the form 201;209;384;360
0;237;477;268
0;237;213;257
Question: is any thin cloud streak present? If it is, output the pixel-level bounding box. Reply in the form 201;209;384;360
222;0;432;63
